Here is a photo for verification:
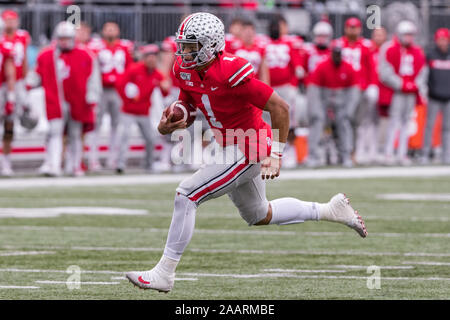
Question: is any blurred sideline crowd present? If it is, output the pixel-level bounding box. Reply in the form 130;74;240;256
0;8;449;177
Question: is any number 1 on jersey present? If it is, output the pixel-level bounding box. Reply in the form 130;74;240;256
201;94;223;128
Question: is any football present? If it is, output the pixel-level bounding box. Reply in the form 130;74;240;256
168;100;197;127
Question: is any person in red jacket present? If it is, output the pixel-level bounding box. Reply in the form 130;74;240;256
88;22;134;171
302;21;333;86
306;44;360;167
265;15;303;128
227;19;270;85
379;20;427;165
115;44;170;173
334;18;378;165
369;27;389;161
0;17;17;177
30;21;101;176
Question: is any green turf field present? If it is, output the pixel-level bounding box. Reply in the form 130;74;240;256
0;174;449;299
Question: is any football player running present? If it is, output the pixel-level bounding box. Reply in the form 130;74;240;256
126;12;367;293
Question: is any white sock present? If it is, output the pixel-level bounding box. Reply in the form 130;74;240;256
1;154;10;166
156;255;179;275
88;131;99;165
163;193;197;261
49;135;63;172
269;197;321;225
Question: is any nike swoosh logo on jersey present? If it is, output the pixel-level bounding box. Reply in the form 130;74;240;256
211;87;218;91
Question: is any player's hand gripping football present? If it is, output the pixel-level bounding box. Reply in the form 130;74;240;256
157;106;188;135
261;156;281;180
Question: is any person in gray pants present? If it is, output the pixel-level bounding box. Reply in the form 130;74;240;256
89;22;134;171
306;45;359;168
115;44;170;173
378;21;428;166
421;28;450;164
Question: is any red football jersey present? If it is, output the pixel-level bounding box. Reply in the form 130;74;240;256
1;29;30;80
264;38;302;87
36;44;98;123
86;37;103;55
281;34;304;86
301;42;330;86
378;37;426;107
254;33;271;48
173;52;274;162
370;42;392;107
90;39;134;87
162;35;180;88
162;35;177;54
116;62;166;116
308;57;358;89
0;41;13;86
224;33;243;53
333;36;375;90
281;34;304;53
231;42;265;75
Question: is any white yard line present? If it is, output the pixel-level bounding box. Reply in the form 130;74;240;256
0;251;55;257
111;276;198;281
0;268;123;275
1;166;449;189
262;269;347;273
0;197;157;206
1;269;448;283
0;207;148;219
377;193;450;202
403;252;450;257
176;272;450;281
402;261;450;266
1;225;448;238
364;216;450;222
35;280;120;285
0;210;447;221
1;245;450;258
331;265;415;270
0;174;187;190
0;211;448;221
0;285;40;289
0;225;297;236
276;166;450;180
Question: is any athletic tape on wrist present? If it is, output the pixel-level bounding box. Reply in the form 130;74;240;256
270;141;285;159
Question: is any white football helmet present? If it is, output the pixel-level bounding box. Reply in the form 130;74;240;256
396;20;416;46
313;21;333;37
54;21;76;51
175;12;225;69
396;20;417;35
312;21;333;47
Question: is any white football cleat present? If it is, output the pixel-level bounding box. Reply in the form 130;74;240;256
106;158;117;170
398;157;412;166
322;193;368;238
72;168;85;177
382;155;397;166
126;267;175;293
342;157;354;168
1;163;14;177
89;161;103;173
38;162;61;177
